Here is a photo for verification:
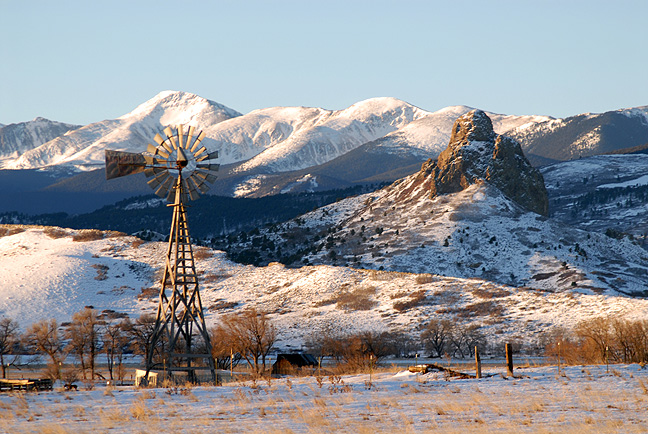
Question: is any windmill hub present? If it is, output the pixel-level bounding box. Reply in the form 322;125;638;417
176;147;189;169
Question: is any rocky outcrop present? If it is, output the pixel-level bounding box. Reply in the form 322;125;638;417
421;110;548;215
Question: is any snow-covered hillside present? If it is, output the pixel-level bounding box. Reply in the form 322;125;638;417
237;180;648;296
542;154;648;238
2;226;648;351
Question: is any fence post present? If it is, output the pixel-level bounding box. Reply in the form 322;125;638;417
505;343;513;377
475;346;482;379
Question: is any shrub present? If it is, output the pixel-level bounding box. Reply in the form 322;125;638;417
92;264;109;281
0;226;26;237
457;301;504;318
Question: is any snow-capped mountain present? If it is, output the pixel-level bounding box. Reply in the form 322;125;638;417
0;117;80;164
0;92;549;176
4;91;241;170
3;91;648;210
223;97;428;173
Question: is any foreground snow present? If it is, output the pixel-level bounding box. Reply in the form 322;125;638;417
1;364;647;433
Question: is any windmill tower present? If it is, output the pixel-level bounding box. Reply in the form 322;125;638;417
105;125;219;385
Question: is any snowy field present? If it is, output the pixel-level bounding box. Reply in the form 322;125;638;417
1;364;648;433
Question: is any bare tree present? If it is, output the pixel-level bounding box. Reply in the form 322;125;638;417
64;308;101;380
421;319;453;358
102;321;129;381
575;317;613;362
449;323;486;358
209;326;243;370
218;308;277;374
357;331;397;361
0;318;20;378
122;314;160;367
23;319;64;380
307;330;399;371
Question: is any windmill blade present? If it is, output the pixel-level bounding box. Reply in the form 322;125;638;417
144;166;168;180
196;163;220;172
177;125;184;149
188;174;212;194
105;150;147;180
185;126;195;149
155;175;176;199
143;155;167;166
166;186;176;202
163;126;178;150
148;171;171;189
154;133;174;155
189;131;206;152
147;143;169;159
153;133;165;146
196;150;218;162
193;146;207;159
183;178;201;201
193;170;218;184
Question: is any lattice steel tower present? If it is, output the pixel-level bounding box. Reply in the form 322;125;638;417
105;125;219;384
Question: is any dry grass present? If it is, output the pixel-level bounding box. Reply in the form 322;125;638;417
415;273;434;284
72;229;105;242
131;238;145;248
130;399;153;420
336;285;378;311
2;366;648;433
0;226;25;237
472;285;510;299
43;227;69;239
193;247;213;260
393;290;428;312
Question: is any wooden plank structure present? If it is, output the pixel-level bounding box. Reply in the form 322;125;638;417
143;174;216;385
0;379;53;392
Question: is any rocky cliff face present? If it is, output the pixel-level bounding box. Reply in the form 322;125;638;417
420;109;548;215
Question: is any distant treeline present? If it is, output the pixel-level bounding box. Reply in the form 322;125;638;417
570;184;648;218
0;184;386;240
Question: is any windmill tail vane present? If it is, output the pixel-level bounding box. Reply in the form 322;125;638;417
105;124;219;385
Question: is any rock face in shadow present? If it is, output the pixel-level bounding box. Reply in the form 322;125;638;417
420;110;549;215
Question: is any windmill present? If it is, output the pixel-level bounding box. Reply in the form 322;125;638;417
105;125;219;385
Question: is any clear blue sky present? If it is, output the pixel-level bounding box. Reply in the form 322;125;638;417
1;0;647;125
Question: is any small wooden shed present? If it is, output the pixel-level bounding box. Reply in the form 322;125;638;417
272;353;318;375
